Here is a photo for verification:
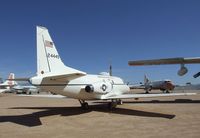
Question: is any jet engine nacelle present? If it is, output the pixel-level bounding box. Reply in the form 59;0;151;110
85;85;94;93
85;82;112;94
178;66;188;76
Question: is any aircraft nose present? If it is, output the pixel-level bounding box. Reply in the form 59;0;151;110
165;82;175;90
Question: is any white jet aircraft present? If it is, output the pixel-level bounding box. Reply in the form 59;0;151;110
129;57;200;78
18;26;196;109
0;73;17;93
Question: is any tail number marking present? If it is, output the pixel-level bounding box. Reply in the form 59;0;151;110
47;53;60;59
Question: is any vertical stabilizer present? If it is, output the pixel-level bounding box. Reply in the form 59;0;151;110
144;74;150;85
36;26;85;76
1;73;17;86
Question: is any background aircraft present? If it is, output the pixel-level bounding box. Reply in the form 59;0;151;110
11;84;40;95
14;26;195;109
0;73;39;94
128;57;200;78
143;75;175;93
0;73;17;93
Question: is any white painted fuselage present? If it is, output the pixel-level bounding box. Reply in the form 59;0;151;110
31;74;130;100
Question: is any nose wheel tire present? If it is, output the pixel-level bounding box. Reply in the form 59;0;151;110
82;102;89;110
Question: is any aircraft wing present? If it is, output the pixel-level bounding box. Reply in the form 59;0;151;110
17;94;66;98
17;92;196;101
101;92;196;100
0;89;6;93
128;57;200;66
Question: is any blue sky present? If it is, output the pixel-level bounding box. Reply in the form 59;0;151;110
0;0;200;85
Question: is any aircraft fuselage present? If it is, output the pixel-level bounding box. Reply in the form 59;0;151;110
30;74;130;100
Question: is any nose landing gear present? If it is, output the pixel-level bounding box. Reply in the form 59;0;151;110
79;99;123;110
79;100;89;110
108;99;123;110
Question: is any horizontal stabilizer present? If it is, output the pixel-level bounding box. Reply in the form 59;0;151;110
40;72;86;82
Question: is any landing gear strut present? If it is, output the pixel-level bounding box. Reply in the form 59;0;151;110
79;100;89;110
166;90;170;93
108;99;123;110
79;99;123;110
116;99;123;105
145;91;149;94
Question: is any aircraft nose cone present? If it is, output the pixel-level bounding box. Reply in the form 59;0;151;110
165;82;175;90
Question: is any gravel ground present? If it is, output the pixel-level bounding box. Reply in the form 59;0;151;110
0;91;199;138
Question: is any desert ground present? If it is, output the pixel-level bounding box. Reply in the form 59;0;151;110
0;90;200;138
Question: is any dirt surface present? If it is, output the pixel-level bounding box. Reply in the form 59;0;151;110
0;91;200;138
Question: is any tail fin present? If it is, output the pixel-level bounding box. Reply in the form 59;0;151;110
36;26;85;76
144;74;150;85
3;73;17;86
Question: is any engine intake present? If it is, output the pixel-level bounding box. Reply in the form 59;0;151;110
178;65;188;76
85;85;94;93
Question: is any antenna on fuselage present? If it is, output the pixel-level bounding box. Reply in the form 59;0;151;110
109;59;112;76
109;64;112;76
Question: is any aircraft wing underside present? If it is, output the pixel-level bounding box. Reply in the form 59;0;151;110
128;57;200;66
101;92;196;100
17;92;196;99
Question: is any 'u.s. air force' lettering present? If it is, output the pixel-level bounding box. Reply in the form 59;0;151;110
47;53;60;59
